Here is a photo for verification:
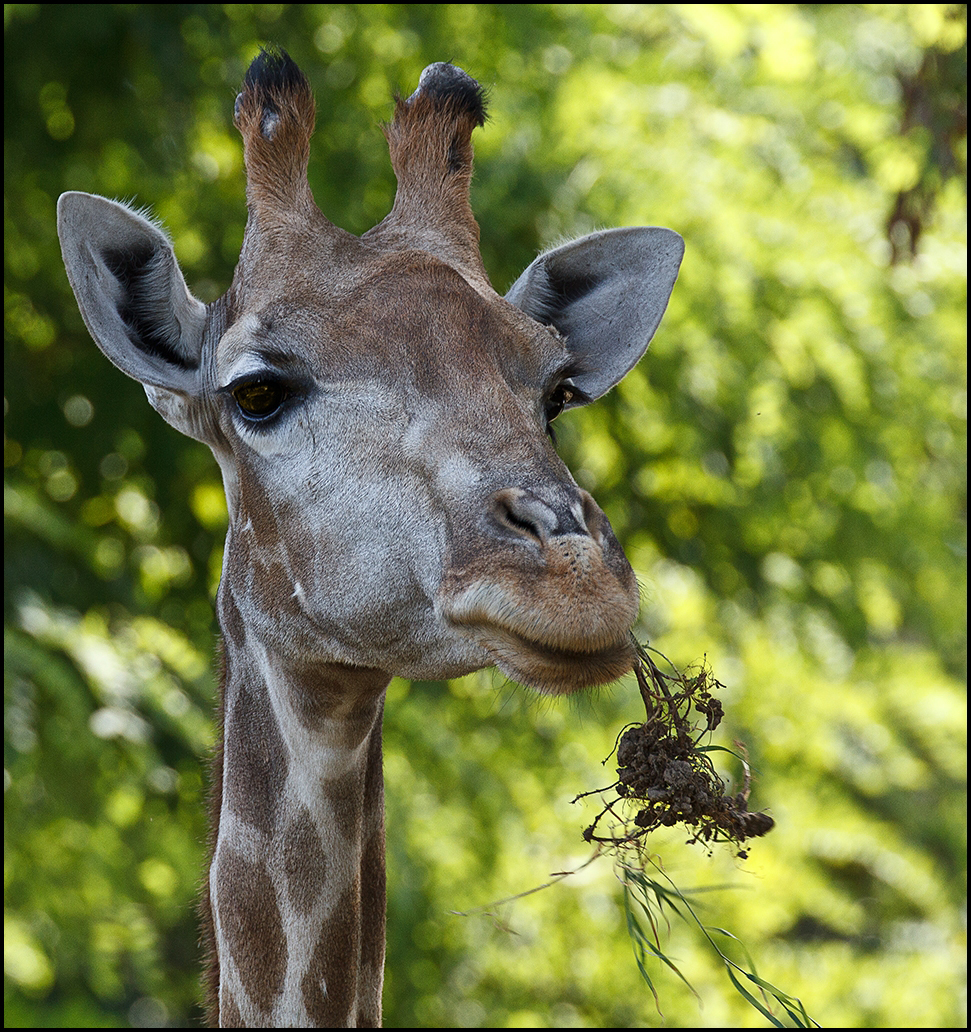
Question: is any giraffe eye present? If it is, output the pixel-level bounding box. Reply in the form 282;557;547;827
544;383;576;426
232;380;287;420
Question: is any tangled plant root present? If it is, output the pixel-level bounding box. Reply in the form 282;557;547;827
580;642;774;858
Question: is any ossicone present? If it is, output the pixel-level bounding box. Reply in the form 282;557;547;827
234;47;317;220
369;62;490;290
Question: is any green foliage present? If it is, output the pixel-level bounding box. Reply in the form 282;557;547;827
621;862;818;1027
5;4;965;1028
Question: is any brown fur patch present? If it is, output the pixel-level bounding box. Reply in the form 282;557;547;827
283;806;327;915
220;989;243;1028
322;761;370;847
290;663;388;735
216;851;287;1014
301;883;361;1026
224;675;289;835
238;468;282;551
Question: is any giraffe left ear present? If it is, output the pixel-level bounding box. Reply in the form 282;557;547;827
505;227;684;401
57;192;207;395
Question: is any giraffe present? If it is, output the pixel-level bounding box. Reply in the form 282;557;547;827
57;50;683;1028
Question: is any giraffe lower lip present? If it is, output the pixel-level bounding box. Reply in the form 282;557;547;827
453;620;636;693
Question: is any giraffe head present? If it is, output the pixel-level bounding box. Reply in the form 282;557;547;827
57;49;682;695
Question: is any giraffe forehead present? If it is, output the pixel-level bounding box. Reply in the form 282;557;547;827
218;253;561;394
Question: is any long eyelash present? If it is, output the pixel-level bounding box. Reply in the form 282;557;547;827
222;371;282;395
556;356;592;387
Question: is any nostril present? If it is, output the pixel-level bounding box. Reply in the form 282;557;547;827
499;503;541;540
490;488;556;544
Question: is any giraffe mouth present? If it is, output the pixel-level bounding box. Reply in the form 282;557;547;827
440;587;637;694
468;623;637;695
438;537;641;693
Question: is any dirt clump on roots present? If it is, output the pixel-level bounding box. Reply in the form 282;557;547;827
580;643;774;858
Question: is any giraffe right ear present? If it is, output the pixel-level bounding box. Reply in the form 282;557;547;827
505;226;684;402
57;192;207;396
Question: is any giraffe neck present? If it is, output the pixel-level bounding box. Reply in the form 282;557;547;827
207;609;390;1027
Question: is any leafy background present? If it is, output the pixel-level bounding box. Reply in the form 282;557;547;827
5;4;966;1028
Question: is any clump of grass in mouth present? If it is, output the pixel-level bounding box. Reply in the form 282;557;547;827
572;644;820;1027
579;640;774;857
